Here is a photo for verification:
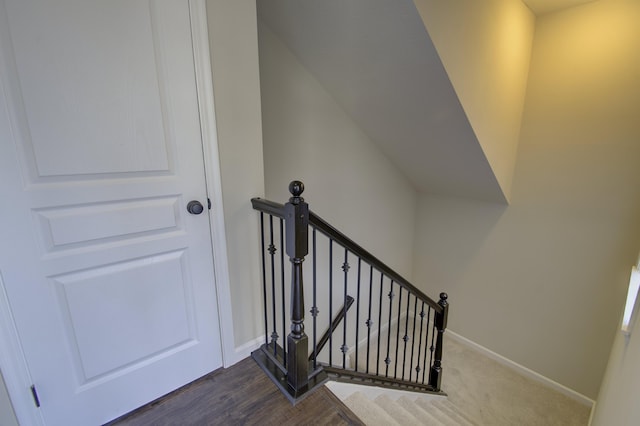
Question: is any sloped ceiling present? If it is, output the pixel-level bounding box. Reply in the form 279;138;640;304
257;0;507;203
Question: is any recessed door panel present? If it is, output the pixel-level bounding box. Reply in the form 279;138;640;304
34;197;181;252
55;251;194;382
6;0;169;178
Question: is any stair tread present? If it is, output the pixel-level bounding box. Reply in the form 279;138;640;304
374;395;423;425
344;392;402;426
430;398;476;426
434;399;478;426
396;396;444;425
414;397;459;426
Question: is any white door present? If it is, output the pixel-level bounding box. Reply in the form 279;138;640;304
0;1;223;424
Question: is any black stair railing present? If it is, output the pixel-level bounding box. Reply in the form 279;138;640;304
251;181;449;403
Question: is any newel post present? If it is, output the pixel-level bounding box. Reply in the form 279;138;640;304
285;180;309;392
429;292;448;391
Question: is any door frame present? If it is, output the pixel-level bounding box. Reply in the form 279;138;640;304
0;1;235;424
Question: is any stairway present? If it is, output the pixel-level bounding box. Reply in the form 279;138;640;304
327;335;592;426
327;382;478;426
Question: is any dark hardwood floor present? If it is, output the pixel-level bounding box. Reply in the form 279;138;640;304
106;357;364;426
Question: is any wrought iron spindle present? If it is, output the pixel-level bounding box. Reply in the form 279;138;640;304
422;306;432;384
328;239;333;366
376;273;384;375
341;248;350;369
269;215;278;355
365;265;374;374
415;302;425;383
402;292;411;380
260;213;268;346
355;258;362;372
279;218;286;365
410;296;418;382
385;280;394;377
311;228;317;370
394;287;402;379
428;315;436;384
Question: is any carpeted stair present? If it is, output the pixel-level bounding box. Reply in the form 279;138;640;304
326;335;592;425
328;387;478;426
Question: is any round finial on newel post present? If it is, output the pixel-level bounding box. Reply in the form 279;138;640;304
439;292;448;307
289;180;305;203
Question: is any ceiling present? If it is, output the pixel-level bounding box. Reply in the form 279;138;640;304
258;0;506;202
521;0;598;15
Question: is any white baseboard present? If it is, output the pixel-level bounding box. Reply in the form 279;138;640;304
224;335;264;368
587;400;597;426
446;330;594;408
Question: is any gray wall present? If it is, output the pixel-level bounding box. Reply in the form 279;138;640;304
0;369;18;426
206;0;266;347
258;21;418;280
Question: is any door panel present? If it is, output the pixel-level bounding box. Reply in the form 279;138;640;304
0;1;223;424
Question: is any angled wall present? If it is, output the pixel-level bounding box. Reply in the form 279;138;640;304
413;0;535;201
413;0;640;398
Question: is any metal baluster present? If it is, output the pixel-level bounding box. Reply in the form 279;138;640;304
311;228;317;370
341;249;349;369
422;306;432;384
366;265;374;374
269;215;277;356
402;292;411;380
385;280;394;377
329;239;333;366
260;213;268;346
428;314;436;384
376;273;384;375
394;287;402;379
409;296;419;382
355;258;362;372
415;302;425;383
279;218;286;365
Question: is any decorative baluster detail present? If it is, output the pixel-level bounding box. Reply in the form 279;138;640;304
415;302;425;382
354;258;362;372
376;273;384;375
269;216;278;355
366;265;374;374
260;213;268;346
311;228;318;370
328;239;333;366
279;218;287;364
385;280;395;377
285;181;309;393
394;287;402;379
402;293;411;380
409;296;418;381
429;293;448;391
422;306;432;384
342;249;349;369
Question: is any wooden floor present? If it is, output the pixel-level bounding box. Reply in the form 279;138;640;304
106;357;364;426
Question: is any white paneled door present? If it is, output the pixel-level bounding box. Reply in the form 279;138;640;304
0;1;223;424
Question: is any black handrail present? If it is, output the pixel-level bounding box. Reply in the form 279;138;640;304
251;197;442;314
